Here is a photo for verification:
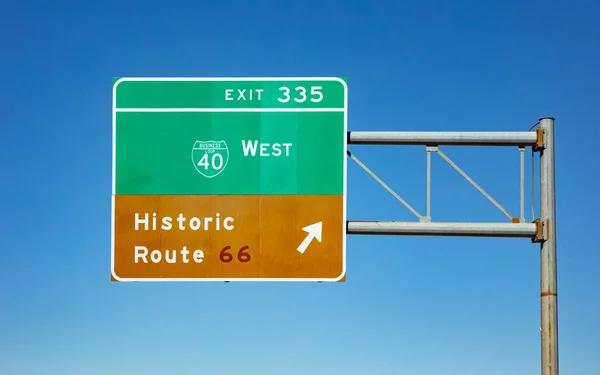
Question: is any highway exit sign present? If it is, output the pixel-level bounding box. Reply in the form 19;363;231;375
111;77;347;282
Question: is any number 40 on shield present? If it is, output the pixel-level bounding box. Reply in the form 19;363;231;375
191;140;230;179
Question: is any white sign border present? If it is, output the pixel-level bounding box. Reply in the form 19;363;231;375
111;77;348;282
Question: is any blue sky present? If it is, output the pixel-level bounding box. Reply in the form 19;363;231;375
1;0;599;374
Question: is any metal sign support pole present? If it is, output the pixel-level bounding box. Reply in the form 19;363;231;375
538;117;558;375
346;118;559;375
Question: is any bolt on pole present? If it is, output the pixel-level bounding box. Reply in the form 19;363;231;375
538;117;559;375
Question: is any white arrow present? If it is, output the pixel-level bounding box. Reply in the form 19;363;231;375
297;221;323;254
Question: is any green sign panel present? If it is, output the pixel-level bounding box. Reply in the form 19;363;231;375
113;78;347;195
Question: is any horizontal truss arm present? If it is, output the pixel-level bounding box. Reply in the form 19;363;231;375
348;131;538;146
347;221;538;238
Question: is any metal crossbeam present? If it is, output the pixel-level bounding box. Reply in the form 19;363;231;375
347;221;538;238
348;131;538;146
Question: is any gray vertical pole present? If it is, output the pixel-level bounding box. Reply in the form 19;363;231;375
539;117;558;375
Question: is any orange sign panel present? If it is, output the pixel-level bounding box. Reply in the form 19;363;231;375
112;195;345;281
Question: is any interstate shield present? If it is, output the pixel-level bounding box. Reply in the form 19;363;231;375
191;140;230;178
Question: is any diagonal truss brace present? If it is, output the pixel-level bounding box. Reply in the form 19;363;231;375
428;146;515;221
347;150;426;221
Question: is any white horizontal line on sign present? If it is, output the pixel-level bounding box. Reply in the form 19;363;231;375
115;107;345;113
